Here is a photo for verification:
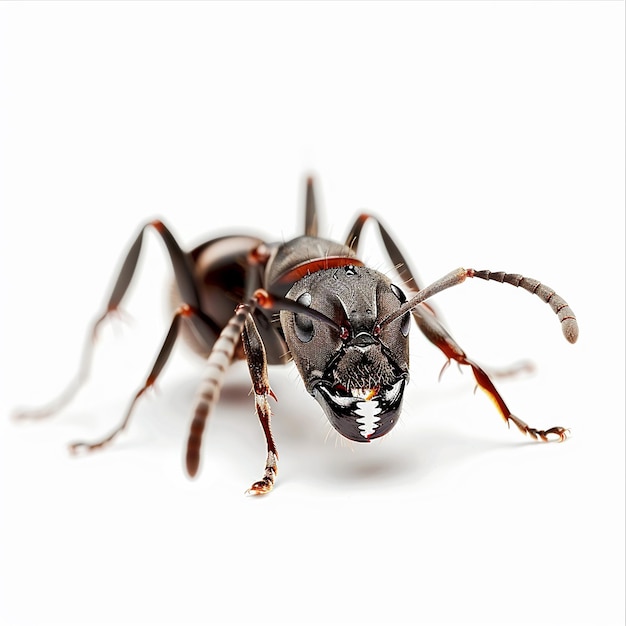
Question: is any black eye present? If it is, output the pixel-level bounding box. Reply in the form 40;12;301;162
390;284;411;338
294;292;314;343
390;284;406;303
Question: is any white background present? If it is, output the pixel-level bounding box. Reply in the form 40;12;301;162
0;2;624;626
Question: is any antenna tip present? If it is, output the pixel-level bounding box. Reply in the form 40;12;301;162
186;454;200;478
562;318;579;344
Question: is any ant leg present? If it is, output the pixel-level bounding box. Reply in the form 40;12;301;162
15;220;219;420
304;176;318;237
13;326;101;420
345;213;423;293
185;304;250;479
345;213;442;320
241;310;279;495
70;304;217;453
184;245;284;486
415;306;569;442
184;288;280;493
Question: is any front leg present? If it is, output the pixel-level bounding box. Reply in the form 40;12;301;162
414;305;569;442
242;311;279;495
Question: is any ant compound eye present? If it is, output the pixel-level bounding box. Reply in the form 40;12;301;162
294;292;315;343
390;284;411;338
390;283;406;303
399;311;411;338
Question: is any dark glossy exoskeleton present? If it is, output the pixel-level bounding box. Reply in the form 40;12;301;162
15;178;579;494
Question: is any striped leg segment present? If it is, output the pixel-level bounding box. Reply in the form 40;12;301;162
186;305;249;478
185;299;280;494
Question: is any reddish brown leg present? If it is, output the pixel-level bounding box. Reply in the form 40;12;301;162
241;310;279;495
344;212;571;437
414;306;569;442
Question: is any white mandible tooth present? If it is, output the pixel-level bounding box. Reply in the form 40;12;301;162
355;398;382;438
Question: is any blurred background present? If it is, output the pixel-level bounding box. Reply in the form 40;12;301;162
0;2;624;625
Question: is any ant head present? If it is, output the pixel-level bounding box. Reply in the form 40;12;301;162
281;265;410;441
